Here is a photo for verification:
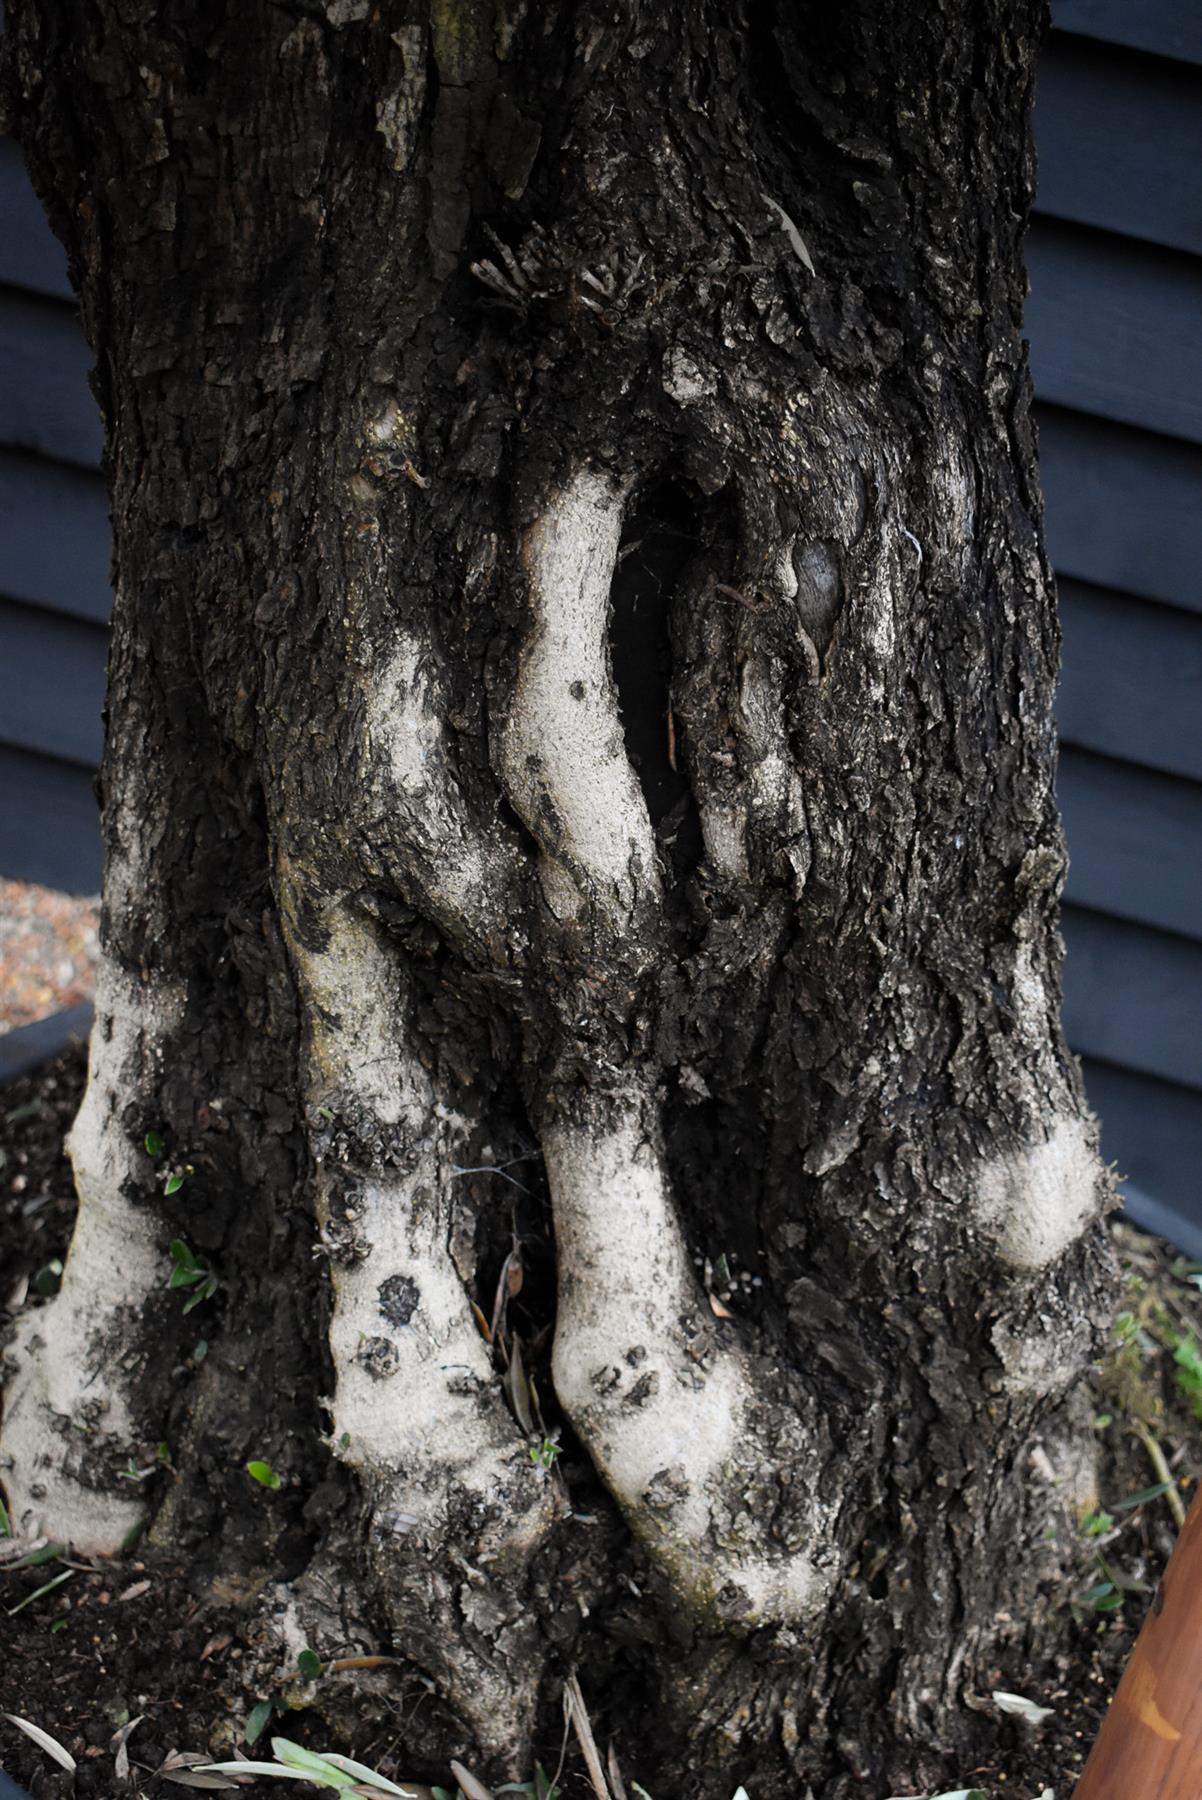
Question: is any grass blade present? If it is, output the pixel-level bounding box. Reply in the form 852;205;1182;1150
6;1566;73;1615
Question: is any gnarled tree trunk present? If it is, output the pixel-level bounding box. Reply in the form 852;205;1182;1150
0;0;1114;1792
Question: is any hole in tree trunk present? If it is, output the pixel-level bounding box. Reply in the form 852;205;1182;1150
609;481;703;871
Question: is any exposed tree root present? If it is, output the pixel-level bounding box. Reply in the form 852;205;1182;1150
547;1086;830;1625
0;962;178;1552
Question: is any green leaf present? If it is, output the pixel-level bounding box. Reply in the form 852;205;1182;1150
194;1340;208;1363
297;1648;322;1681
1082;1509;1115;1537
165;1172;186;1196
245;1699;275;1746
247;1461;281;1490
0;1495;10;1536
1079;1580;1116;1607
145;1130;163;1156
169;1239;197;1268
8;1540;67;1569
6;1567;74;1616
321;1752;417;1795
183;1275;216;1314
1111;1482;1173;1511
270;1737;354;1785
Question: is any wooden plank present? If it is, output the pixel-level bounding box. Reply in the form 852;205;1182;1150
1062;907;1202;1090
1027;222;1202;444
0;137;73;301
0;597;106;766
0;288;102;467
1083;1058;1202;1263
1059;749;1202;941
0;744;100;893
0;450;112;623
1035;37;1202;256
1059;579;1202;782
1052;1;1202;67
1039;407;1202;615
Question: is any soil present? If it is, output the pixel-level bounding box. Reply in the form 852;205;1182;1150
2;1048;1199;1800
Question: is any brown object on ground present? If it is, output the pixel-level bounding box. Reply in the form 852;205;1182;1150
0;880;99;1034
1074;1486;1202;1798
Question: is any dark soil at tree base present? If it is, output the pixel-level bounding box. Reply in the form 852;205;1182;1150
2;1048;1199;1799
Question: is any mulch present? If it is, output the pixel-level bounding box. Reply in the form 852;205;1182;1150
1;1047;1198;1799
0;884;98;1038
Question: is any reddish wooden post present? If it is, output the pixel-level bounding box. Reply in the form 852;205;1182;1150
1075;1487;1202;1797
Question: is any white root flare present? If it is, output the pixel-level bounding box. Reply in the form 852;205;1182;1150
363;633;520;955
977;1114;1102;1276
547;1089;827;1627
278;885;553;1746
501;468;659;924
0;962;180;1552
499;465;826;1626
974;945;1104;1275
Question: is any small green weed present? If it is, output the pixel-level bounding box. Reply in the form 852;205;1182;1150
247;1460;282;1490
200;1735;413;1795
1173;1332;1202;1420
167;1238;217;1313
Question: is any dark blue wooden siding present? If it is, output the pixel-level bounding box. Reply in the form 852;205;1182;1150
1;10;1201;1242
1037;1;1202;1243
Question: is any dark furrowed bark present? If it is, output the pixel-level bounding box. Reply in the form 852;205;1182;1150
0;0;1113;1792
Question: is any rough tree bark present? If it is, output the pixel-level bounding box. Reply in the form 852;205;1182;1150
0;0;1114;1792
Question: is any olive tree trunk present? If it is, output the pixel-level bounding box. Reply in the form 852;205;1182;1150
0;0;1114;1791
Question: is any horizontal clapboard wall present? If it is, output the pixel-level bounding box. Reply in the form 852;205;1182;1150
1035;2;1202;1249
1;9;1201;1248
0;129;107;893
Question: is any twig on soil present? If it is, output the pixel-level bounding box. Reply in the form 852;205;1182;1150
563;1674;612;1800
1133;1421;1187;1528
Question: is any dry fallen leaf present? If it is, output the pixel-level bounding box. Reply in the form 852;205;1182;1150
157;1748;249;1790
111;1712;145;1782
992;1688;1055;1726
118;1578;152;1602
200;1632;234;1660
450;1761;496;1800
3;1712;77;1773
